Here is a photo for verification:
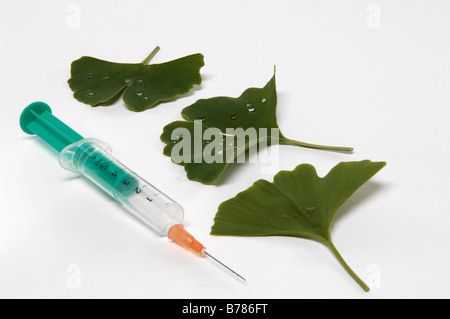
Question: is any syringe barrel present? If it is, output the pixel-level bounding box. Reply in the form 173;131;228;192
59;138;184;235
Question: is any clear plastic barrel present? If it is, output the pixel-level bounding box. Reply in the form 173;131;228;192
59;138;184;235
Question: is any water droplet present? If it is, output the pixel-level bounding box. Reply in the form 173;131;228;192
87;90;94;96
102;74;110;80
261;97;267;103
124;78;132;84
306;207;316;214
217;149;223;155
136;90;143;96
87;74;94;79
136;77;143;83
246;103;255;112
231;114;237;120
142;96;149;101
203;139;211;144
198;116;205;122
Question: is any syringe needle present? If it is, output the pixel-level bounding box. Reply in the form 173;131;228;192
203;250;247;282
168;224;246;282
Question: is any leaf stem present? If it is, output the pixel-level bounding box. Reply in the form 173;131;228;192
326;240;370;292
279;137;354;153
142;46;160;65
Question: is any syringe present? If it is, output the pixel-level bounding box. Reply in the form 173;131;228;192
20;101;245;282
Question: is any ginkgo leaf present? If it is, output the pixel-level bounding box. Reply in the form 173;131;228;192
211;160;386;291
68;46;204;112
161;71;353;184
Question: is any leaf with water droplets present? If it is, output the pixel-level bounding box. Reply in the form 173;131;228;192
161;71;354;184
211;160;386;291
68;46;204;112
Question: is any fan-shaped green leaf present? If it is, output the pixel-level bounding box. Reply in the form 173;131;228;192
68;46;204;112
161;72;353;184
211;160;386;291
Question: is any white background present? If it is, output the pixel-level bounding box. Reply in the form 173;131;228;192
1;0;449;299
